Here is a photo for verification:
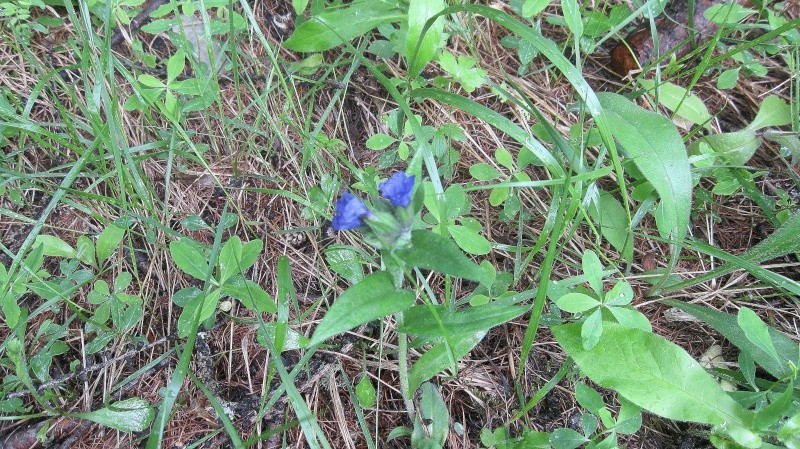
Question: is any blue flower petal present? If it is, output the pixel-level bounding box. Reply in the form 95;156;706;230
379;172;416;208
332;192;371;230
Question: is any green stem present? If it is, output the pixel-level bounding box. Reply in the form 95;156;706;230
396;312;415;421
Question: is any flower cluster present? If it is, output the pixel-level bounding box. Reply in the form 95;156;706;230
331;171;417;249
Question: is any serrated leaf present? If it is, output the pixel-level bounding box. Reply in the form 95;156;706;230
553;322;752;426
309;271;414;346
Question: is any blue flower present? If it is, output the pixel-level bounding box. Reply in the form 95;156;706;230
332;192;371;230
379;172;416;208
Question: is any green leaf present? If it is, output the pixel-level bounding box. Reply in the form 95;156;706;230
522;0;550;18
447;224;492;255
400;303;528;338
469;162;502;181
177;292;205;338
553;322;751;426
746;95;792;131
355;375;377;408
218;236;243;284
495;148;514;170
555;292;600;313
408;331;485;394
292;0;309;14
365;133;395;150
561;0;584;38
223;277;276;313
76;398;154;432
325;247;364;284
576;382;605;414
255;322;308;352
309;271;415;345
588;190;634;260
663;301;798;380
737;307;781;364
412;383;449;448
754;381;793;431
693;130;760;166
34;235;76;258
284;1;404;52
76;235;96;267
169;238;209;281
550;428;588;449
640;80;712;130
607;306;652;332
582;249;603;295
395;230;488;283
166;48;185;83
704;3;756;24
406;0;445;79
605;281;633;306
581;309;603;349
717;67;740;90
598;92;691;254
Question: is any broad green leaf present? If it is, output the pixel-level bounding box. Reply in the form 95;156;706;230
396;230;488;283
469;162;502;181
166;48;185;83
588;190;633;260
169;238;209;281
555;292;600;313
717;68;740;90
522;0;550;18
561;0;584;38
223;277;276;313
292;0;309;14
746;95;792;131
406;0;445;79
447;224;492;255
255;323;308;352
581;308;603;349
550;428;588;449
325;247;364;284
177;292;204;338
400;302;528;338
356;375;377;408
365;133;395;150
582;250;603;295
76;235;96;267
284;2;404;52
576;382;605;413
598;92;691;255
704;3;757;24
218;236;242;284
605;281;633;306
309;271;415;345
77;398;154;432
640;80;712;130
34;235;76;259
495;148;514;170
737;307;781;364
692;130;760;166
408;331;485;394
553;322;751;426
608;306;652;332
664;301;798;380
412;383;449;448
